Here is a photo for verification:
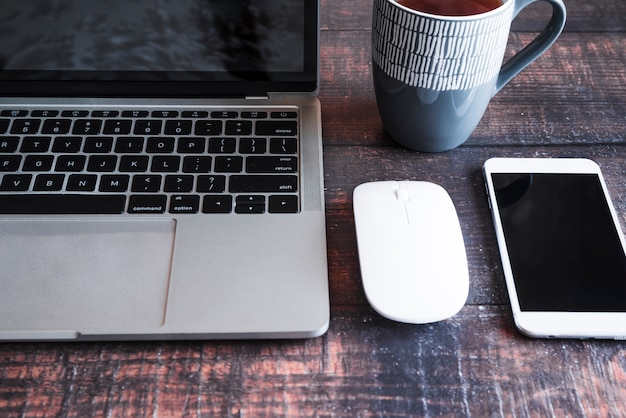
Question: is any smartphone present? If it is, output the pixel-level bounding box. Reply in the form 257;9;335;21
483;157;626;339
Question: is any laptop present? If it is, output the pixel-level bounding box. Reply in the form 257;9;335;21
0;0;329;341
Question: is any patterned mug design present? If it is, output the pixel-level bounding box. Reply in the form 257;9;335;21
372;0;567;152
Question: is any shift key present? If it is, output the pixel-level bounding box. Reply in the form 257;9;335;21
229;175;298;193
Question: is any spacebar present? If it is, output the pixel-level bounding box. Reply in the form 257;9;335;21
0;194;127;214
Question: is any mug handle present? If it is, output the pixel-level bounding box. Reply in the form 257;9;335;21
494;0;567;95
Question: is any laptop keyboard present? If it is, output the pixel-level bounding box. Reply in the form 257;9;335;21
0;108;300;215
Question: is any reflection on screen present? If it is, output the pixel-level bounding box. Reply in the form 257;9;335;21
492;173;626;312
0;0;304;74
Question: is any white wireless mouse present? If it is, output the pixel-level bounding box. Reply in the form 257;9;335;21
353;181;469;324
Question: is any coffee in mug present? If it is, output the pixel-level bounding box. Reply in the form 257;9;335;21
372;0;566;152
396;0;503;16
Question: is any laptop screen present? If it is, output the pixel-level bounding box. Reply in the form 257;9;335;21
0;0;318;97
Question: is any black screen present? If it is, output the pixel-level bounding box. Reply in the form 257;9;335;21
492;173;626;312
0;0;317;97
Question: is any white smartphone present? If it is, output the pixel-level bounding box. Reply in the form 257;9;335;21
483;157;626;339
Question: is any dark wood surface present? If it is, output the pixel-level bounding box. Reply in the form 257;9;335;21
2;0;626;416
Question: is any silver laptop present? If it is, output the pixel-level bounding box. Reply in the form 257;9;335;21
0;0;329;341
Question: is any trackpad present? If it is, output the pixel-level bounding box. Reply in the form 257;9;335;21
0;219;175;332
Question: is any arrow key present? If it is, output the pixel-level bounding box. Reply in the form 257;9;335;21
202;195;233;213
269;195;299;213
235;195;265;214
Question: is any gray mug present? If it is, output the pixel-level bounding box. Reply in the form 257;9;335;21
372;0;567;152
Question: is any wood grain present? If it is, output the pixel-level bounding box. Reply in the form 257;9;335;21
2;307;626;417
320;31;626;147
1;0;626;416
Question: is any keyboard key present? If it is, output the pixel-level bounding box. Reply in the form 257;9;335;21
178;137;206;153
271;111;298;119
152;156;181;172
99;175;130;192
239;138;266;154
170;194;200;214
225;120;253;135
52;136;83;153
132;175;162;192
241;111;267;119
269;195;299;213
122;110;149;118
183;156;212;173
195;120;223;135
66;174;97;191
0;194;126;214
164;175;194;192
23;155;54;171
214;156;243;173
209;137;236;153
55;155;86;172
197;175;226;193
20;136;52;153
270;138;298;154
31;110;59;118
128;195;167;214
0;136;20;153
62;110;89;117
11;119;41;134
246;156;297;173
87;155;118;172
0;119;9;134
211;111;238;119
84;137;114;153
134;120;163;135
181;111;209;118
91;110;119;118
151;110;179;118
73;119;103;135
256;120;297;136
146;137;175;153
202;195;232;213
119;156;149;172
103;119;132;135
42;119;72;134
91;110;118;118
0;136;19;152
165;120;192;135
0;174;32;191
1;110;28;117
0;155;22;171
229;175;298;193
235;195;265;214
33;174;65;191
115;137;144;153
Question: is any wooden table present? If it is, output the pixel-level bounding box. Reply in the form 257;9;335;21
2;0;626;416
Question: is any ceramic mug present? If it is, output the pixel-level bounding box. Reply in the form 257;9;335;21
372;0;567;152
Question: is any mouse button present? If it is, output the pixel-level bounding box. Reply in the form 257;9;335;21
395;187;411;203
354;182;400;211
403;185;456;225
354;197;408;231
354;181;396;198
403;200;440;230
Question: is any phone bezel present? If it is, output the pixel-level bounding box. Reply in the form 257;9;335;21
483;157;626;339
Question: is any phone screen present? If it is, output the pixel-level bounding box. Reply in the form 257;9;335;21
491;172;626;312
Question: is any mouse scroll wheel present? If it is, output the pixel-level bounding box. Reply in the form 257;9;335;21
395;187;410;202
